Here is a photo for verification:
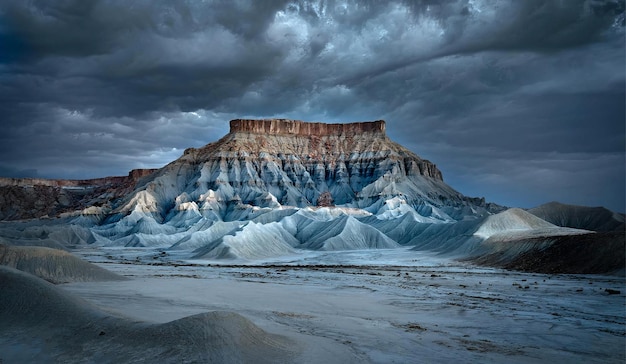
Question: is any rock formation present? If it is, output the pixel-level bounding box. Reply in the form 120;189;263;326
229;118;386;136
0;119;505;256
64;118;502;255
0;169;157;220
2;118;620;270
174;118;449;215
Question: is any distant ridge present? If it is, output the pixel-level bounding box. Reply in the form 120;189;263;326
0;169;157;220
0;168;156;188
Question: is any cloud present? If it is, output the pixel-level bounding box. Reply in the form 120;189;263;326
0;0;623;211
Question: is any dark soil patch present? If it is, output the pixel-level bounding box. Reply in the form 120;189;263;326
472;232;625;275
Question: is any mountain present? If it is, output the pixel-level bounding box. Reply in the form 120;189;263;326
82;119;502;254
110;119;496;220
0;119;621;273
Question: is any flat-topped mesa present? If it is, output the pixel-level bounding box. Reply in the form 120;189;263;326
229;119;386;136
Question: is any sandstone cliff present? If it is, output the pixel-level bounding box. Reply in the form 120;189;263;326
0;169;156;220
229;119;386;136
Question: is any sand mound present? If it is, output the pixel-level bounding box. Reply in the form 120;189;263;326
0;266;299;363
0;244;124;283
0;265;102;327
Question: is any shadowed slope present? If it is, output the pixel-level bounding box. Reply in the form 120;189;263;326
528;201;625;232
0;266;301;363
471;232;625;275
0;244;124;283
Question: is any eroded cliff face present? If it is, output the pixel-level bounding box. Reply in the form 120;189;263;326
0;169;157;220
0;169;155;189
128;118;459;221
0;119;508;258
229;119;386;136
0;119;475;223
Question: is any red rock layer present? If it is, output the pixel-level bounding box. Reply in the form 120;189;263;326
230;119;386;136
0;169;158;220
0;169;157;188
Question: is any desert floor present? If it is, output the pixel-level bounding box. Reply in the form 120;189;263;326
60;247;626;363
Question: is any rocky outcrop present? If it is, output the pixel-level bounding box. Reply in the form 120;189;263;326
0;169;157;220
229;119;386;136
0;119;497;227
0;169;156;188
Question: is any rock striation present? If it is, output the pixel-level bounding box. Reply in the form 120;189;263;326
229;119;386;136
0;118;621;271
0;168;156;189
49;118;507;256
0;169;157;220
156;118;452;217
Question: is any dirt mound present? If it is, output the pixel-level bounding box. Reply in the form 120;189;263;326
0;244;124;283
528;202;625;232
0;266;299;363
471;232;625;275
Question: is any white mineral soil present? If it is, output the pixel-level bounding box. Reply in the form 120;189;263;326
56;247;626;364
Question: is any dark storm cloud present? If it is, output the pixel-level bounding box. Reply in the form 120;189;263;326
0;0;292;118
0;0;623;211
339;0;624;85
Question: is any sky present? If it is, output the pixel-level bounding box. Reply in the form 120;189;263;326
0;0;624;212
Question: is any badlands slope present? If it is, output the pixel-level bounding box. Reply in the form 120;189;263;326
0;119;621;273
0;244;124;283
